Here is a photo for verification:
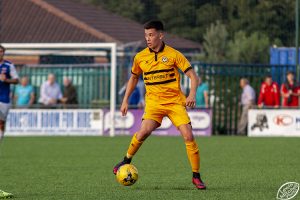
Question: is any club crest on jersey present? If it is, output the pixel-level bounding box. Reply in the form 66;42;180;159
162;56;168;63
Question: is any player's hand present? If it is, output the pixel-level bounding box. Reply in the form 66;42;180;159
186;95;196;108
0;73;6;82
120;101;129;116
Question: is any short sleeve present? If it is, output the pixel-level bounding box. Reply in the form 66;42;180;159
9;64;19;79
175;51;192;73
131;56;142;76
29;86;34;93
15;85;20;95
203;83;209;92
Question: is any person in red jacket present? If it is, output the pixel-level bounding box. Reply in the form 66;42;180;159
258;75;280;108
281;71;300;107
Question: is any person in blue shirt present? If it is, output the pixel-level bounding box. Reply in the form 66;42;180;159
0;45;18;199
128;86;140;107
14;76;35;107
196;77;209;108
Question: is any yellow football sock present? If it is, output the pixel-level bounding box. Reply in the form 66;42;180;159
126;133;143;158
185;140;200;173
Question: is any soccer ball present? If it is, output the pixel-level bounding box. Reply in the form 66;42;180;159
116;164;138;186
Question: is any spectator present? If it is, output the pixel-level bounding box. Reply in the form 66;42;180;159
136;78;145;108
128;86;140;107
61;77;78;105
196;77;209;108
14;76;35;107
119;79;143;108
237;78;255;135
257;75;280;108
39;73;63;106
281;71;300;107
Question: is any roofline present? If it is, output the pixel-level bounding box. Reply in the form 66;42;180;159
30;0;121;44
1;43;117;49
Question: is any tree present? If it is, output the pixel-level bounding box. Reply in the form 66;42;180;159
227;31;270;63
74;0;295;60
201;21;229;62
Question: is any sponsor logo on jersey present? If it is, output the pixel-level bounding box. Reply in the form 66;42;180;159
162;56;168;63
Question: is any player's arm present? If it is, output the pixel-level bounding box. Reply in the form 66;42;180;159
120;74;139;116
185;69;198;108
0;72;19;84
0;64;19;84
175;51;197;107
0;76;19;84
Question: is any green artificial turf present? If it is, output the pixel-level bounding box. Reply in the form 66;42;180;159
0;136;299;200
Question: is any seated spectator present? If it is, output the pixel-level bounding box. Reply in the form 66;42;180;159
61;77;78;105
136;78;145;108
119;79;143;108
14;76;35;107
237;78;255;135
258;75;280;108
281;71;300;107
39;73;63;106
196;77;209;108
128;86;140;107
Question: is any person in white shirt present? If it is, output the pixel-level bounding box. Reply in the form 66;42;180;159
39;73;63;106
237;78;256;135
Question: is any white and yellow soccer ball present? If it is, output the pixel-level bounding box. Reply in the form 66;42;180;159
116;164;138;186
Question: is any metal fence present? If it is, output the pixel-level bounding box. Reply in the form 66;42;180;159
15;63;297;134
189;62;297;134
15;64;114;108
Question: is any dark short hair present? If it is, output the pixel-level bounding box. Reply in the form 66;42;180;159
286;71;295;76
265;74;272;79
144;20;164;31
0;45;6;52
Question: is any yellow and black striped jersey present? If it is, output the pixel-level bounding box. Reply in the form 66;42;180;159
131;43;192;105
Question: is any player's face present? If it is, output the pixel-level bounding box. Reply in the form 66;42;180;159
145;28;163;50
0;49;4;61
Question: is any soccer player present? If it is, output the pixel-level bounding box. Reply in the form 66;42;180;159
113;20;206;190
257;75;280;108
0;44;19;199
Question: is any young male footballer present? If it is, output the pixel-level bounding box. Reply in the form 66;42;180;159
0;45;19;199
113;20;206;189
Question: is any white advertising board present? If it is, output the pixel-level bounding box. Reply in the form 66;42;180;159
248;109;300;137
5;109;104;136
